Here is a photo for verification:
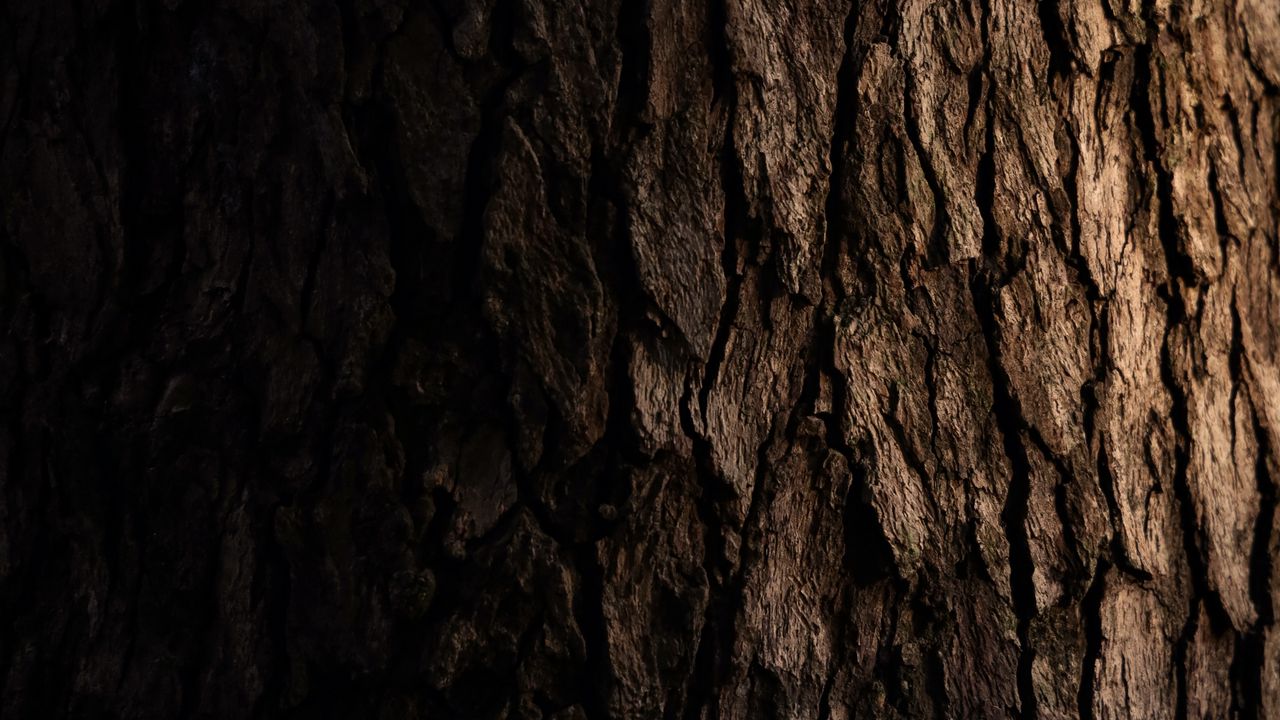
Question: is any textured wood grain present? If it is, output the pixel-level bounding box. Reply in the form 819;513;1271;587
1;0;1278;717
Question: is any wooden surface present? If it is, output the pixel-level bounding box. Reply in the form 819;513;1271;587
1;0;1278;717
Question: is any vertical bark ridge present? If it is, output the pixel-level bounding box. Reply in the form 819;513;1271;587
972;267;1041;720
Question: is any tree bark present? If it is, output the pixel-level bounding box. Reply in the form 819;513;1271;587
2;0;1279;717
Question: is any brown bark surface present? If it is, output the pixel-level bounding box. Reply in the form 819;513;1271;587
2;0;1279;718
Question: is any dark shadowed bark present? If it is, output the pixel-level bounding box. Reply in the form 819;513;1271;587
3;0;1280;717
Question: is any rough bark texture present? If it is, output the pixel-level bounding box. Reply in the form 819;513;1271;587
2;0;1279;718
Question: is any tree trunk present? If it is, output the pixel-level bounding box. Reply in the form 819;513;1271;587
3;0;1279;717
